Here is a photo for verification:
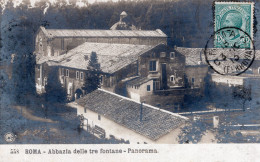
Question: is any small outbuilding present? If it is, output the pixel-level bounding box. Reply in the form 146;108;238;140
74;88;188;144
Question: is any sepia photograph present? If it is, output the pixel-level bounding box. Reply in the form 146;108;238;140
0;0;260;161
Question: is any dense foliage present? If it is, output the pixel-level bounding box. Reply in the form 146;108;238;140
82;52;101;94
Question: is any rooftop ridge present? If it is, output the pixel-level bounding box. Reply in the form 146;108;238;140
45;28;165;32
175;46;203;49
39;26;167;38
54;42;161;74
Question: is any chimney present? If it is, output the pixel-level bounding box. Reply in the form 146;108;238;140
140;102;143;122
213;116;219;128
84;55;88;61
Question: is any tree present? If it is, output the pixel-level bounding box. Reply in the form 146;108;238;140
82;52;101;94
232;86;251;111
45;66;67;103
178;118;207;144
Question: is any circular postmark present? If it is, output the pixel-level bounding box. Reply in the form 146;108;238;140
4;132;16;143
204;27;255;75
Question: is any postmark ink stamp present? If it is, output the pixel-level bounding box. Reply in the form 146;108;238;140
204;27;255;75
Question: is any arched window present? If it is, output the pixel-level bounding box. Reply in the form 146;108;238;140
170;75;176;85
170;52;176;58
170;75;175;82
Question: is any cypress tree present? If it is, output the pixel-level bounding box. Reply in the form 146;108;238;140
82;52;101;94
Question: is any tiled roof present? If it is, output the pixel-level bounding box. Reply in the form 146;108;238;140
39;42;158;74
255;50;260;60
76;89;188;141
41;26;167;38
127;77;152;86
176;47;260;65
175;47;206;66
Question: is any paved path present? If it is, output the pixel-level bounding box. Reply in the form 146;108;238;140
13;105;58;123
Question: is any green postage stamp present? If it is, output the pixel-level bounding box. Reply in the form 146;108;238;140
214;2;254;49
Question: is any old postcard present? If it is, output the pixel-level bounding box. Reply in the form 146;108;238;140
0;0;260;161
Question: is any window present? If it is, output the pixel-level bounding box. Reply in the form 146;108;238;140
149;60;157;71
191;78;195;88
258;67;260;74
170;76;174;82
67;83;73;95
84;107;87;113
65;69;69;77
100;75;103;85
60;68;64;76
147;85;151;91
80;72;84;80
39;37;43;51
153;80;160;90
98;114;101;121
192;78;195;83
44;77;47;86
61;38;64;50
170;52;176;58
170;75;175;82
76;71;79;79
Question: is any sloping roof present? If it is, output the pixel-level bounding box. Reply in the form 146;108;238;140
176;47;260;65
255;50;260;60
175;47;206;66
76;89;188;141
41;27;167;38
39;42;158;74
127;77;152;86
120;11;127;16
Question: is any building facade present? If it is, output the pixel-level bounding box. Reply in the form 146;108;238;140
126;46;186;110
35;12;168;96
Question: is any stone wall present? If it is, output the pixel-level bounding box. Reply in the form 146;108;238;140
211;74;244;86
